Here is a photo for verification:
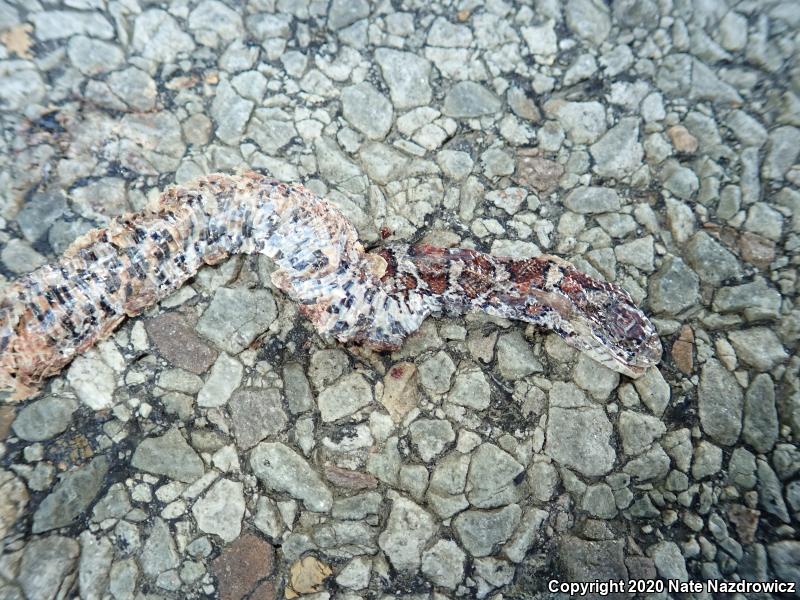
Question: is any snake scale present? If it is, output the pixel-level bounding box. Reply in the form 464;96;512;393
0;172;662;401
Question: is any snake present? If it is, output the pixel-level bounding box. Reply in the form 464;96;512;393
0;172;662;402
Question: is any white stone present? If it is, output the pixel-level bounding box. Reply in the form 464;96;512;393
521;20;557;61
378;497;436;571
197;353;243;408
67;350;117;409
192;479;245;543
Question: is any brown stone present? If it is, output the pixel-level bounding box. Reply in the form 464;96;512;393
0;470;29;539
211;532;275;600
671;325;694;375
51;433;94;468
380;362;419;423
0;405;15;441
144;312;218;374
514;155;564;193
250;578;278;600
165;74;200;90
728;504;760;545
323;464;378;490
0;24;33;59
286;556;332;598
667;125;699;153
738;232;775;269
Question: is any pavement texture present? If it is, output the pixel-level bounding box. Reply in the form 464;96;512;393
0;0;799;599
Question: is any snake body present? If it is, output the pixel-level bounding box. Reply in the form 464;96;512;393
0;173;661;401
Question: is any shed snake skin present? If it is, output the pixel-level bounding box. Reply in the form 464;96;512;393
0;173;662;401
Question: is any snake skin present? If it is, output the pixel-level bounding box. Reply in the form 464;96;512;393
0;172;662;401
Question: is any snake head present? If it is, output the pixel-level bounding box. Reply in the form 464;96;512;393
562;281;663;378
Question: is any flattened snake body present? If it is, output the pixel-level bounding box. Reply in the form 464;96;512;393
0;173;662;401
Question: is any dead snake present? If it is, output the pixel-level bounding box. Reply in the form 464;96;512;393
0;172;662;401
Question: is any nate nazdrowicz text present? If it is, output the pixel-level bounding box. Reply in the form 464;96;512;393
548;578;796;596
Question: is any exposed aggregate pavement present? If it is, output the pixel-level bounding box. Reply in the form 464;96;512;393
0;0;799;598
